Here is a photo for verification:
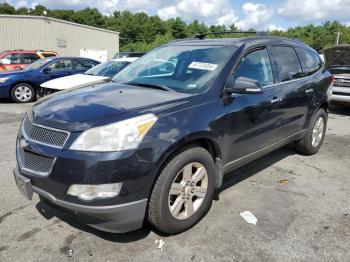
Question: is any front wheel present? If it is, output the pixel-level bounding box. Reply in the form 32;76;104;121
148;146;216;234
11;83;35;103
295;108;327;155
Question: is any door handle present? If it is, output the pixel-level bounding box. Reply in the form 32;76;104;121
306;88;313;93
271;97;282;104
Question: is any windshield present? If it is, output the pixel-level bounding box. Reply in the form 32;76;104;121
112;45;236;94
24;58;51;70
85;60;131;77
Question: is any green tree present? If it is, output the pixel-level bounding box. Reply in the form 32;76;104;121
0;2;16;14
169;18;188;39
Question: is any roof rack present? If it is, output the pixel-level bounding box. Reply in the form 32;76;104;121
194;31;268;40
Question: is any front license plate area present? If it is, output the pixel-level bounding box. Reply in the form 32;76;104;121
13;169;33;200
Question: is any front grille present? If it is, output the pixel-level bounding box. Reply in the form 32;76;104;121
332;91;350;97
334;78;350;87
22;116;69;148
18;149;55;176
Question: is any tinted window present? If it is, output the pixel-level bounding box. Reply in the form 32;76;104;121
42;53;57;58
297;48;322;76
270;46;302;82
73;59;94;70
21;53;40;64
233;49;273;86
1;54;21;64
48;59;72;71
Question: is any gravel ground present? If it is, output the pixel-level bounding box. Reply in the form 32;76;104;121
0;100;349;262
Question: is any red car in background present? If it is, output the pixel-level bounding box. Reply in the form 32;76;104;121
0;50;58;71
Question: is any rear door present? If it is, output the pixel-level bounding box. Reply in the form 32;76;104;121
268;45;309;136
224;47;285;161
72;59;98;74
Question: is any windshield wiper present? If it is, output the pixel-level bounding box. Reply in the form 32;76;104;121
125;81;174;92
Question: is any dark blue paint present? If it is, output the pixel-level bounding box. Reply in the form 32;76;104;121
15;38;332;215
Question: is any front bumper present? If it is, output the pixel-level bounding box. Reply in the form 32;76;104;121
14;168;147;233
0;82;12;98
14;115;162;233
331;86;350;103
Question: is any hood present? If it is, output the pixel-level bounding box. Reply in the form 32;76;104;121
324;45;350;68
32;82;191;131
0;69;32;77
40;74;110;90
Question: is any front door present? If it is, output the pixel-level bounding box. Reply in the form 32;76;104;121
45;59;73;80
222;47;285;165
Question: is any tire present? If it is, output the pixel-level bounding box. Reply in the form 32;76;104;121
11;83;35;103
295;108;327;155
148;146;216;234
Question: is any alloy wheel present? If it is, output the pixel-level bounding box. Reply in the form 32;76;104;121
168;162;208;220
311;116;324;147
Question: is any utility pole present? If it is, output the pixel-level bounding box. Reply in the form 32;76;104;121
336;30;342;45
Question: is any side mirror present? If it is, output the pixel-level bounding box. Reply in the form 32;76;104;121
225;76;263;94
43;67;51;73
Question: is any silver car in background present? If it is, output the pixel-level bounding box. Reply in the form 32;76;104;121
324;45;350;104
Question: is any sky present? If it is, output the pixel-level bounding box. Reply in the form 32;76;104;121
4;0;350;30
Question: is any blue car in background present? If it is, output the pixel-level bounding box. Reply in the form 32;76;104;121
0;57;100;103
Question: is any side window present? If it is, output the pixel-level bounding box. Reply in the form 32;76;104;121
21;53;40;64
42;53;57;58
269;46;303;82
73;59;94;70
1;54;21;64
297;48;322;76
233;49;273;86
48;59;72;71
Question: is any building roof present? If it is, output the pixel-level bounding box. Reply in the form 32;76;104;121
0;14;119;35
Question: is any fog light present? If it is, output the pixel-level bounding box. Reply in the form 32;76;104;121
67;183;122;201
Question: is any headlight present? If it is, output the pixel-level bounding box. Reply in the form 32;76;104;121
67;183;122;201
70;113;158;152
0;77;10;83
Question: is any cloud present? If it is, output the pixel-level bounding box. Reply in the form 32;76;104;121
235;3;275;31
278;0;350;22
158;0;237;25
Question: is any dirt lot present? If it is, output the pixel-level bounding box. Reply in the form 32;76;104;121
0;100;349;262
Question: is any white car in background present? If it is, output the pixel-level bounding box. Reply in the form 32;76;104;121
38;57;138;97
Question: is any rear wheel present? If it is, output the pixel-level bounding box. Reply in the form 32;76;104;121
148;146;215;234
11;83;35;103
295;108;327;155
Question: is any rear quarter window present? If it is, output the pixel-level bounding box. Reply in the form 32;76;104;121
297;48;322;76
269;46;303;82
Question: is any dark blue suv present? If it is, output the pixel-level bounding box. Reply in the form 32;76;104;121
0;57;99;103
13;36;332;234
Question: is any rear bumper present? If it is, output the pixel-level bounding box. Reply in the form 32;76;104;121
14;166;147;233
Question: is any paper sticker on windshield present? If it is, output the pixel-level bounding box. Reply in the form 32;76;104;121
188;62;218;71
